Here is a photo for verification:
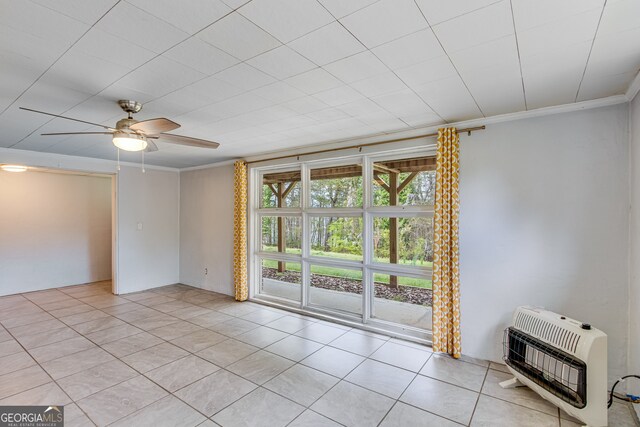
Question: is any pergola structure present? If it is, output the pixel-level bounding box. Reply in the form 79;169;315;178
263;156;436;287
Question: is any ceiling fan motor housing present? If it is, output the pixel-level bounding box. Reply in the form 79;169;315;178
117;100;142;118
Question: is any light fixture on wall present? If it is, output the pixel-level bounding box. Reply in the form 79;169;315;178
112;132;148;152
1;164;28;172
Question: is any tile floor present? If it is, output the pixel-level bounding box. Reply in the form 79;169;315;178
0;282;638;427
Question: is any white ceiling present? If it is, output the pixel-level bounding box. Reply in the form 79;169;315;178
1;0;639;168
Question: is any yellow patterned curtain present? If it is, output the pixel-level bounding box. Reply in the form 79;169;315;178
432;127;461;358
233;160;248;301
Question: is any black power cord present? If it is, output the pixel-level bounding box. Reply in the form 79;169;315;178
608;375;640;408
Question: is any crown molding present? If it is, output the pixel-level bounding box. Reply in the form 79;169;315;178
179;158;238;172
626;71;640;102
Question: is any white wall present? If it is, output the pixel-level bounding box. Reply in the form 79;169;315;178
460;104;630;384
116;166;180;293
179;164;235;295
629;92;640;407
0;148;181;295
0;170;112;295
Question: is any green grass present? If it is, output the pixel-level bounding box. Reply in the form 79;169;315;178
261;259;432;289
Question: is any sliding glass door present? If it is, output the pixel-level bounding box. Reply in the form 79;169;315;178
251;149;434;339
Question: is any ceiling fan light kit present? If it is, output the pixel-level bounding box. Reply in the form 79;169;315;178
1;164;28;172
19;100;221;158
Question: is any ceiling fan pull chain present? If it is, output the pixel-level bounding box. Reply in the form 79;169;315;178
117;148;121;171
142;150;145;173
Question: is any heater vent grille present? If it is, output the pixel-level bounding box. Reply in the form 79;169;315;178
514;311;580;354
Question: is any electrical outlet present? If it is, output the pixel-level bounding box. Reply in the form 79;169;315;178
205;268;208;275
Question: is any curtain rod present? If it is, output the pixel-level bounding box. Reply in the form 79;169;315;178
245;125;485;165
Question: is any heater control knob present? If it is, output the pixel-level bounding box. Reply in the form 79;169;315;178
581;323;591;330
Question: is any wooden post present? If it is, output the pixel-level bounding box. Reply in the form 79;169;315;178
277;183;286;273
389;172;399;288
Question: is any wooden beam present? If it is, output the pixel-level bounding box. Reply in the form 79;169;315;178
281;181;296;199
267;183;277;195
389;172;398;289
373;172;390;192
397;171;418;193
276;183;286;273
373;163;400;175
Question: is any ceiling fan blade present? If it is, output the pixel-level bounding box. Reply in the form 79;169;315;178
156;133;220;149
20;107;116;131
145;140;159;152
130;118;180;135
41;132;114;136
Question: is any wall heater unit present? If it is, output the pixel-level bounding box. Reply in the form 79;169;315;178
502;306;607;427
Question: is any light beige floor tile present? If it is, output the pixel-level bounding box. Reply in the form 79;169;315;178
59;309;111;326
136;295;177;307
208;318;260;336
329;330;386;357
0;339;22;357
346;359;416;399
0;311;54;328
188;311;234;328
151;300;197;313
174;370;256;416
38;298;84;312
240;308;286;325
0;329;12;343
100;302;145;316
400;375;478;425
170;306;213;320
288;410;342;427
77;375;168;426
0;304;43;322
196;339;259;367
63;403;95;427
0;382;72;406
227;350;294;385
28;336;96;363
85;323;143;344
148;321;204;341
470;394;559;426
130;314;181;331
380;402;460;426
110;395;206;427
41;347;115;380
47;303;94;319
145;355;220;392
217;303;260;317
100;332;164;358
301;346;365;378
57;359;138;400
370;341;432;372
294;323;348;344
122;342;189;372
489;361;510;373
235;325;289;348
79;294;130;308
311;381;395;427
265;364;339;407
0;365;51;399
265;335;323;362
0;351;36;375
9;318;67;337
16;326;80;349
71;316;124;334
481;369;559;416
266;316;315;334
420;353;488;392
170;329;227;352
112;307;160;322
212;387;304;427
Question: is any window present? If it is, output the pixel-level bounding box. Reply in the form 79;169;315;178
252;152;434;337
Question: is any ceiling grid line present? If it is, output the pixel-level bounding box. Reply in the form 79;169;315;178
574;0;608;102
509;0;528;111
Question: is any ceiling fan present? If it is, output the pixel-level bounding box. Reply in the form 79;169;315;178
20;100;220;152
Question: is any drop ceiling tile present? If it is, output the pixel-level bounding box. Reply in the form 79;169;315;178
259;115;318;133
163;38;239;75
203;92;274;119
42;50;131;95
414;0;501;26
337;98;389;117
415;76;483;122
186;76;245;104
72;28;157;70
462;66;525;116
583;27;640;78
395;56;457;88
340;0;428;48
127;0;231;34
214;63;276;91
323;51;388;84
0;1;90;49
95;2;188;53
597;0;640;35
515;8;602;59
247;45;316;80
289;22;365;66
280;97;330;114
521;56;586;109
370;89;434;117
448;34;519;75
221;0;251;9
372;28;444;70
306;108;351;122
510;0;604;31
351;72;408;98
313;86;364;107
29;0;119;25
250;82;306;104
317;0;380;19
197;12;281;60
577;70;636;101
399;113;444;128
431;1;513;53
117;56;207;98
239;0;334;43
64;96;125;125
285;68;342;94
98;83;157;104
